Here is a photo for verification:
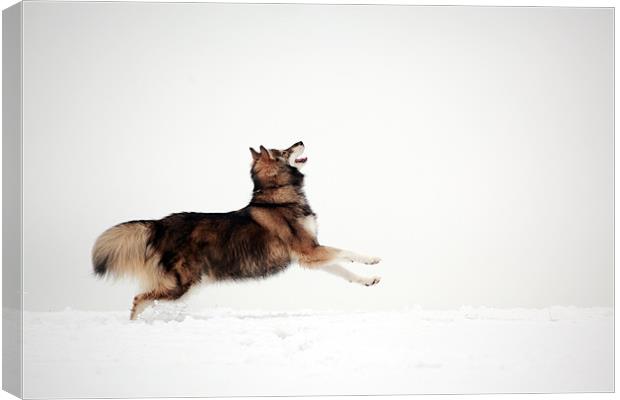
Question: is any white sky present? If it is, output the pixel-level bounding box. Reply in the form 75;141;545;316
20;3;613;311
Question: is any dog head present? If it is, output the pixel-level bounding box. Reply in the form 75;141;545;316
250;141;307;190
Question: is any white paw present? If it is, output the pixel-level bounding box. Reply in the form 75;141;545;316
362;256;381;265
359;276;381;286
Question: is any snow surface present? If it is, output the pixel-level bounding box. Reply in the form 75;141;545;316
23;305;613;398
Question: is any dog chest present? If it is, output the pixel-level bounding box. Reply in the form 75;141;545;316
301;215;318;237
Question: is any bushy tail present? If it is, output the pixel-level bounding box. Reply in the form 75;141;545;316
92;221;155;280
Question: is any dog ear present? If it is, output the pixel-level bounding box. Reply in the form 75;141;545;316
259;145;274;160
250;147;260;161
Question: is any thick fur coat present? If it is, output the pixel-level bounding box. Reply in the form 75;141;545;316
92;142;381;319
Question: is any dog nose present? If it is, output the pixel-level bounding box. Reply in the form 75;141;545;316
295;141;304;147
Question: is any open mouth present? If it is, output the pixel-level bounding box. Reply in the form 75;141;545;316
289;144;307;168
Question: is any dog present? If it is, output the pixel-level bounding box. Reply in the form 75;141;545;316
92;141;381;319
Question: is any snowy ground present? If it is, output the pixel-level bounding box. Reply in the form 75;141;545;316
23;305;613;398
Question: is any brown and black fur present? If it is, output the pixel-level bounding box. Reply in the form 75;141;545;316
92;142;381;320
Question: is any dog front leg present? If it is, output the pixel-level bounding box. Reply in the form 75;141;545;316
337;250;381;265
297;245;381;267
321;264;381;286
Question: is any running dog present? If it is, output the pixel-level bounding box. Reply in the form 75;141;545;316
92;141;381;319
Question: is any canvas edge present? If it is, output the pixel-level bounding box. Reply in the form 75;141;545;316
2;1;24;398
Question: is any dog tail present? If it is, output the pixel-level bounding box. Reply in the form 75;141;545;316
92;221;156;280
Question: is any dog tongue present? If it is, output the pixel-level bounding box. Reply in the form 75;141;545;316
295;157;308;163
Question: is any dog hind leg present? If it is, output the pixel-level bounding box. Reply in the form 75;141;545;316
129;283;195;320
130;265;201;320
130;290;159;320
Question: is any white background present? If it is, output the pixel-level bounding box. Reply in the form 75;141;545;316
0;1;617;400
17;1;613;312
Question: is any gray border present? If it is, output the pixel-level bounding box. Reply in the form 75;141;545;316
2;1;23;398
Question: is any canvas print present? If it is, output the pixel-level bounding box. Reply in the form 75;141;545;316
2;2;613;398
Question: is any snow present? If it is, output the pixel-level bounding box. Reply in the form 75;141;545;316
23;305;613;398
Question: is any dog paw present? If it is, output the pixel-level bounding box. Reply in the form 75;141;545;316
361;276;381;286
363;256;381;265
